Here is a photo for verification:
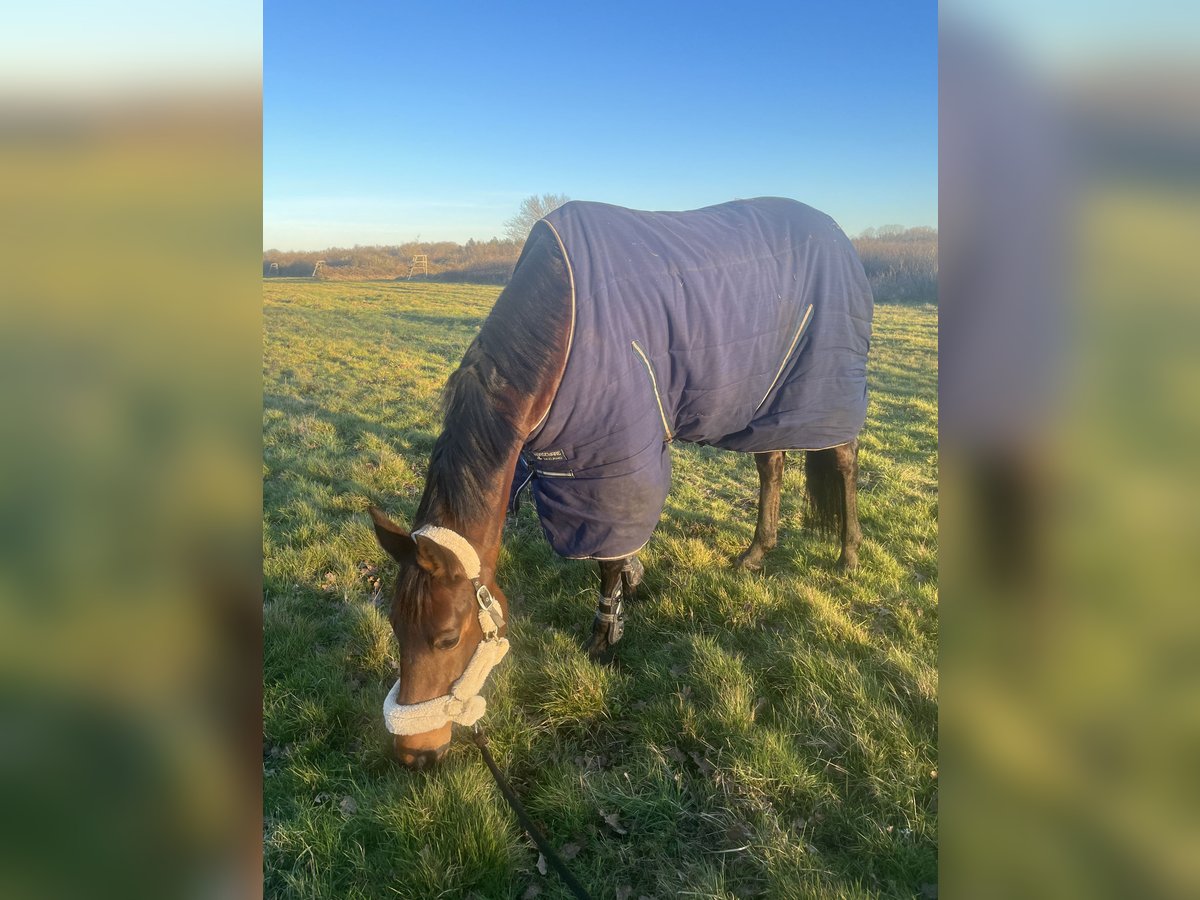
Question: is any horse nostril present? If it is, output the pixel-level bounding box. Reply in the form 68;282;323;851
418;748;444;768
399;748;443;770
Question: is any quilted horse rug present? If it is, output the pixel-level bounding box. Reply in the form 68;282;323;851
511;197;874;560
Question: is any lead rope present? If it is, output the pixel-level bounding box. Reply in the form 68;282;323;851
470;724;594;900
408;524;592;898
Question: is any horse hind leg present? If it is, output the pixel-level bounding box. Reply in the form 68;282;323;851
805;440;862;570
736;451;787;571
585;555;641;661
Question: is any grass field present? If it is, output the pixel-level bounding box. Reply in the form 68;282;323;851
263;280;938;899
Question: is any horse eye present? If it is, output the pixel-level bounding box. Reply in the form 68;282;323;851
433;632;460;651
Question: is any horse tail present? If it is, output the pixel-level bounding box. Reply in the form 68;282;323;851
804;447;844;539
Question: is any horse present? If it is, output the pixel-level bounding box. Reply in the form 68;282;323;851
370;198;873;768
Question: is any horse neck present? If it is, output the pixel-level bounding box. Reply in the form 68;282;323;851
418;224;572;575
418;371;563;584
439;441;522;582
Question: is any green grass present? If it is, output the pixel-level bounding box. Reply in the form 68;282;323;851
263;280;938;899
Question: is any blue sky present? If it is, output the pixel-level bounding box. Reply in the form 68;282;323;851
265;2;937;249
3;0;259;93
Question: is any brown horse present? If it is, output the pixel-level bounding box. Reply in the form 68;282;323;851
370;201;867;768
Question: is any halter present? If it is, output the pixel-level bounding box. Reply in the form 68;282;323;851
382;525;510;736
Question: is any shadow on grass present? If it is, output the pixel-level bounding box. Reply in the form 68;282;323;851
264;391;438;453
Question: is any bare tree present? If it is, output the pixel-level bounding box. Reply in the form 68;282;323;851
504;193;570;242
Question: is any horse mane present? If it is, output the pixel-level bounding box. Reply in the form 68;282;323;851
415;222;570;531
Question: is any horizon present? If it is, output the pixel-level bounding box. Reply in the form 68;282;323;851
262;215;938;256
265;2;937;250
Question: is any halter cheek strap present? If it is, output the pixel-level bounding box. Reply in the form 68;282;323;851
411;524;481;580
382;525;510;736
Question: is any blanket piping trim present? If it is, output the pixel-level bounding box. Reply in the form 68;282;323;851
564;536;652;562
526;218;577;435
755;303;815;414
631;340;673;440
755;441;856;453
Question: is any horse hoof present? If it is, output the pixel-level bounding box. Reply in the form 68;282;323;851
585;633;608;658
838;554;859;572
587;645;615;665
734;551;763;572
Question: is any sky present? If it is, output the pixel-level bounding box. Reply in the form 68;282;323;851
1;0;260;94
264;2;937;249
941;0;1200;70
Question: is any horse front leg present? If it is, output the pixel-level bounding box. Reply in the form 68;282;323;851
736;450;786;570
585;555;644;661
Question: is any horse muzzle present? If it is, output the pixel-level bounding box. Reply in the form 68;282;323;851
394;738;450;770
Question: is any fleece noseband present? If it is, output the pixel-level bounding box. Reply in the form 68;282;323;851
382;525;510;736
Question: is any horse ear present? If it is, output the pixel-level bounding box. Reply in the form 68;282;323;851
369;507;415;564
413;536;464;581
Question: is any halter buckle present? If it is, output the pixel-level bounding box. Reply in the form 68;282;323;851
475;581;495;610
474;580;504;641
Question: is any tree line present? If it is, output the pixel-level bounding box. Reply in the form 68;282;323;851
265;225;937;304
852;226;938;304
263;237;523;284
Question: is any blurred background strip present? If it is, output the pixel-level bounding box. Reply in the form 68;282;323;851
941;2;1200;897
0;2;262;898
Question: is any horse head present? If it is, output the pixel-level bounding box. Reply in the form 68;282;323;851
369;507;509;769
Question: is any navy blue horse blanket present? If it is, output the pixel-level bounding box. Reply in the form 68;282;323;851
512;197;873;560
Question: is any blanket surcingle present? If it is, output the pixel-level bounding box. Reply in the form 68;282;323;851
512;197;873;560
